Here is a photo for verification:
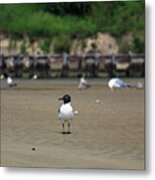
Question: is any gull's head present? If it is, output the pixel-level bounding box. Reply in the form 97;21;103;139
58;94;71;104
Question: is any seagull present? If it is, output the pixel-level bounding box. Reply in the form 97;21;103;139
32;74;38;80
4;73;17;87
0;74;4;79
78;76;91;90
58;94;77;134
136;82;144;89
7;76;17;87
108;78;130;90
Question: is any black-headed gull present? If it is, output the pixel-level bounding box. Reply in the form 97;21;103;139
58;94;77;134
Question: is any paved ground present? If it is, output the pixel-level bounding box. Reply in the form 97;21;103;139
1;78;144;169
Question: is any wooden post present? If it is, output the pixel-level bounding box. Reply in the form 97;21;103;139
61;52;69;77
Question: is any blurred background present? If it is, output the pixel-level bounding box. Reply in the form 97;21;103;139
0;1;145;78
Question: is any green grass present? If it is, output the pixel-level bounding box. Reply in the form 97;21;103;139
0;1;145;53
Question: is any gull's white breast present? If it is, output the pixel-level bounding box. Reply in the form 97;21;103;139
58;103;74;120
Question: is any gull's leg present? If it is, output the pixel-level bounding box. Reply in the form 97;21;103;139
62;122;65;134
68;122;70;134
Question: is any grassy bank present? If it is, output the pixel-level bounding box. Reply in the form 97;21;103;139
0;1;145;53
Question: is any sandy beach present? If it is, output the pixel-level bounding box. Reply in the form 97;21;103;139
1;78;144;169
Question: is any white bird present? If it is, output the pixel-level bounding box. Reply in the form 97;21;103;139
32;74;38;80
78;76;91;90
0;74;4;79
136;82;144;89
7;76;17;87
108;78;129;90
4;73;17;87
58;94;77;134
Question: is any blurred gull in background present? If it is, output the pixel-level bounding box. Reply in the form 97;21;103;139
4;73;17;87
108;77;129;90
78;76;91;90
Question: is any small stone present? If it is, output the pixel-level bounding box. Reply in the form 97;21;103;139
32;147;36;151
96;99;100;103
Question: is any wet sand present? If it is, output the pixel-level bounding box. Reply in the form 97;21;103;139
1;79;144;169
